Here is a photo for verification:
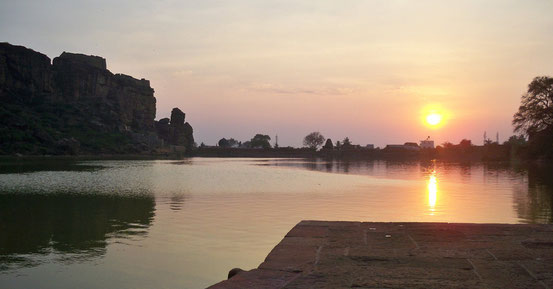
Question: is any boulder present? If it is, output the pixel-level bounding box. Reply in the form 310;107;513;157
155;107;194;151
170;107;185;126
228;268;245;279
183;122;194;149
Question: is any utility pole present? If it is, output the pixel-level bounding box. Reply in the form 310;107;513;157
496;132;499;144
483;131;487;145
275;134;279;148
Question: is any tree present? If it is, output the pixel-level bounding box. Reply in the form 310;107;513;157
219;138;239;148
513;76;553;136
218;138;229;147
503;135;526;146
442;141;454;149
342;137;352;147
250;134;271;149
322;138;334;150
303;132;325;149
227;138;239;148
459;139;472;148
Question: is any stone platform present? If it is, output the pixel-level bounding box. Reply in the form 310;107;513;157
208;221;553;289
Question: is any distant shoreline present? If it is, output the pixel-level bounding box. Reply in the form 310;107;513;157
0;145;517;162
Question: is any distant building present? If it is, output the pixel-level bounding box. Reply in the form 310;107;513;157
385;142;420;151
385;144;406;150
365;144;375;149
420;136;435;149
403;142;420;151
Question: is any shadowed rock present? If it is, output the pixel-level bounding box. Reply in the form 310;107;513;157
155;107;194;150
0;42;194;154
0;43;53;102
52;52;156;132
228;268;244;279
170;108;185;126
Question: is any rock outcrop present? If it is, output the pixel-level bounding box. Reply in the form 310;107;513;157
0;42;193;155
155;108;194;148
52;52;156;132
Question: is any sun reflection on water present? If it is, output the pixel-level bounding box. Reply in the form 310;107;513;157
428;171;437;214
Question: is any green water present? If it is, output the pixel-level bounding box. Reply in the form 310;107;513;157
0;158;551;288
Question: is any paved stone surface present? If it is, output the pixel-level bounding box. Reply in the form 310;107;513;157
208;221;553;289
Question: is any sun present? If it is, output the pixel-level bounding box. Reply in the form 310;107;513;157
426;113;442;126
421;104;448;128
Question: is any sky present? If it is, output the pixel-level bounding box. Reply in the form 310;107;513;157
1;0;553;147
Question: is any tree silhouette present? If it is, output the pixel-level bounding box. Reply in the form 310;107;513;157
459;139;472;148
513;76;553;135
227;138;239;147
303;132;325;149
323;138;334;150
218;138;238;148
342;137;352;147
250;134;271;149
218;138;229;147
513;76;553;158
504;135;526;146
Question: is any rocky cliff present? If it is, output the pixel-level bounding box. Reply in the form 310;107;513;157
52;52;156;132
0;42;193;154
0;43;53;102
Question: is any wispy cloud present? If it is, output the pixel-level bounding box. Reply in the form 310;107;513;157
245;82;355;96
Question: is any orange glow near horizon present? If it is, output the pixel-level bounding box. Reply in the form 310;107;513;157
2;1;546;147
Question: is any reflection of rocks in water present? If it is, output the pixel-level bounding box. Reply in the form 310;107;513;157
170;159;193;166
0;192;155;271
169;194;186;211
513;165;553;224
0;159;103;174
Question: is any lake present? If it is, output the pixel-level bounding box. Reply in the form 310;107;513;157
0;158;552;288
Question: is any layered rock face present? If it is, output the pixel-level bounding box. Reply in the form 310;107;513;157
0;42;193;154
53;52;156;132
155;108;194;148
0;44;53;102
52;52;156;132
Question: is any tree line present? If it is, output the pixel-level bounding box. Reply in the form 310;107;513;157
216;134;272;149
212;76;553;159
215;131;356;151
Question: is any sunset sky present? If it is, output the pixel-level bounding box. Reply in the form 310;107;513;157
2;0;552;147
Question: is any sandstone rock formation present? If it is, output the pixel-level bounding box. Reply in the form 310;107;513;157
0;42;193;155
52;52;156;132
155;108;194;148
0;43;53;102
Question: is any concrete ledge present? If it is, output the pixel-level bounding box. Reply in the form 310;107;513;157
208;221;553;289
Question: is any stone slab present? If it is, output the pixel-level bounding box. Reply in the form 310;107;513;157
208;221;553;289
